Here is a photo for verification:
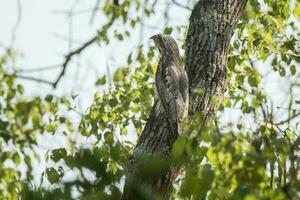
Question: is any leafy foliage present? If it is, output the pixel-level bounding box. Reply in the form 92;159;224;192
0;54;74;199
0;0;299;199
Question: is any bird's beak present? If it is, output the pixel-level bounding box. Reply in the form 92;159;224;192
150;35;155;40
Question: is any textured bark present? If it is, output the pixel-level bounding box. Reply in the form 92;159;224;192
122;0;248;199
186;0;247;123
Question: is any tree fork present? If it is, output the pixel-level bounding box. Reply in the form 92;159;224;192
122;0;248;199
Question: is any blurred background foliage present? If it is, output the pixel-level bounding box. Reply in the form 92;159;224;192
0;0;300;199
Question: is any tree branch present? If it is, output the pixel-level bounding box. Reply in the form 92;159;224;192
89;0;102;25
9;35;97;87
53;35;97;88
9;0;22;49
6;74;54;86
53;17;115;88
171;0;192;11
20;64;61;73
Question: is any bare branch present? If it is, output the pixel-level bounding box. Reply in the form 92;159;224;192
53;35;98;88
20;64;61;73
52;33;83;45
164;2;171;27
4;34;96;88
275;101;299;125
276;110;300;125
6;74;54;86
52;7;102;16
171;0;192;11
9;0;22;49
89;0;101;25
53;18;115;88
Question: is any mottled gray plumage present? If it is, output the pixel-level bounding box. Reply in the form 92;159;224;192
151;34;189;136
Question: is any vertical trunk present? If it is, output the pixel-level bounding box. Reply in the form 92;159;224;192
122;0;248;199
186;0;247;123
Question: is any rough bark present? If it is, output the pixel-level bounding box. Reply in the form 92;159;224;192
186;0;247;122
122;0;248;199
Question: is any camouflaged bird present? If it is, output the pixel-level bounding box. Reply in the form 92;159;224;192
151;34;189;136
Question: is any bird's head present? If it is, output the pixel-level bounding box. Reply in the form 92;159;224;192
150;34;180;58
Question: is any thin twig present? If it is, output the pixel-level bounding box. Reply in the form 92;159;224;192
9;0;22;49
164;2;171;27
53;35;98;88
10;74;54;85
89;0;101;25
52;7;102;16
52;33;83;45
171;0;192;10
276;112;300;125
112;132;129;154
53;17;115;88
20;64;61;73
68;0;80;51
69;107;84;116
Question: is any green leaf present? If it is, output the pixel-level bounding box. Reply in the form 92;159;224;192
172;136;186;159
0;120;9;129
12;153;20;165
228;57;236;70
96;75;106;86
104;132;114;145
127;52;132;64
32;113;41;128
46;124;58;133
244;194;258;200
285;129;295;139
50;148;67;163
121;127;128;135
163;27;173;35
45;95;53;102
206;148;217;165
101;113;109;123
17;84;24;94
251;98;260;108
279;67;286;76
248;74;261;87
46;167;60;184
290;65;296;75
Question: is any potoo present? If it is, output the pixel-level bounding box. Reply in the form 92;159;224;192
151;34;189;136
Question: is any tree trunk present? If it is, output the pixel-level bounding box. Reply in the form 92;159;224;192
122;0;248;199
